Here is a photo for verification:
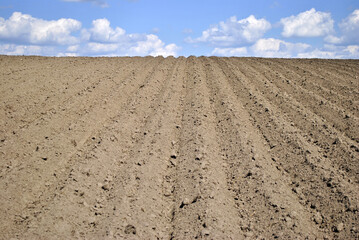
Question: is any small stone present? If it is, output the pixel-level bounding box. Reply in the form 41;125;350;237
71;140;77;147
285;217;293;228
180;198;191;208
332;138;340;145
169;159;176;167
314;212;322;224
337;222;344;232
170;150;177;159
245;232;254;238
88;217;97;224
110;136;117;142
183;198;191;205
102;184;110;191
195;153;203;161
202;229;210;236
164;189;172;197
290;211;298;218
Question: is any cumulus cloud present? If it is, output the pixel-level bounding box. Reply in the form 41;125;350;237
62;0;108;8
295;44;359;59
339;9;359;42
325;9;359;44
212;47;247;56
83;18;180;56
83;18;129;43
297;49;337;58
281;8;334;37
86;42;119;53
84;34;180;57
0;12;81;45
344;45;359;56
251;38;310;57
0;43;55;55
0;12;179;57
129;35;180;57
248;38;359;58
186;15;271;47
66;44;79;52
210;38;311;58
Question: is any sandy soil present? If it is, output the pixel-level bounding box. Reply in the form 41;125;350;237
0;55;358;239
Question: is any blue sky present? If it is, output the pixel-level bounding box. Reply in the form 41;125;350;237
0;0;358;58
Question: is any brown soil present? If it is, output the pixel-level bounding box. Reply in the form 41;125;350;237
0;55;358;239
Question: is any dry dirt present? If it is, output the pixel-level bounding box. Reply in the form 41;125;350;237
0;55;358;239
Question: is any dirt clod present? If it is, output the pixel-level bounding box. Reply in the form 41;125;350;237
124;224;136;234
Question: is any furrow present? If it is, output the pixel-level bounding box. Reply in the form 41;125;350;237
255;58;358;117
171;56;243;239
13;56;178;239
205;57;326;238
274;58;358;95
1;56;358;239
232;57;359;143
0;57;147;172
215;57;359;239
226;57;359;182
0;57;136;133
298;59;359;85
1;57;163;238
93;56;186;239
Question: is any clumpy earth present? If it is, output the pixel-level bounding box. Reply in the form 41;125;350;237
0;55;358;239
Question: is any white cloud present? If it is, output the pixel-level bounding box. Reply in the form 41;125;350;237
339;9;359;38
344;45;359;55
128;35;180;57
326;9;359;44
87;42;119;53
57;52;79;57
281;8;334;37
251;38;310;57
83;19;180;57
186;15;271;47
66;44;79;52
212;47;247;56
62;0;108;8
210;38;311;58
298;44;359;59
83;37;180;57
0;12;81;45
0;43;55;55
324;35;343;44
84;18;130;43
0;13;179;57
297;49;338;58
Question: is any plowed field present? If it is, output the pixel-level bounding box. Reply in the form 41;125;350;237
0;56;358;239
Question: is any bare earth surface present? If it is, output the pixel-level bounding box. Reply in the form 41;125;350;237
0;55;358;239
